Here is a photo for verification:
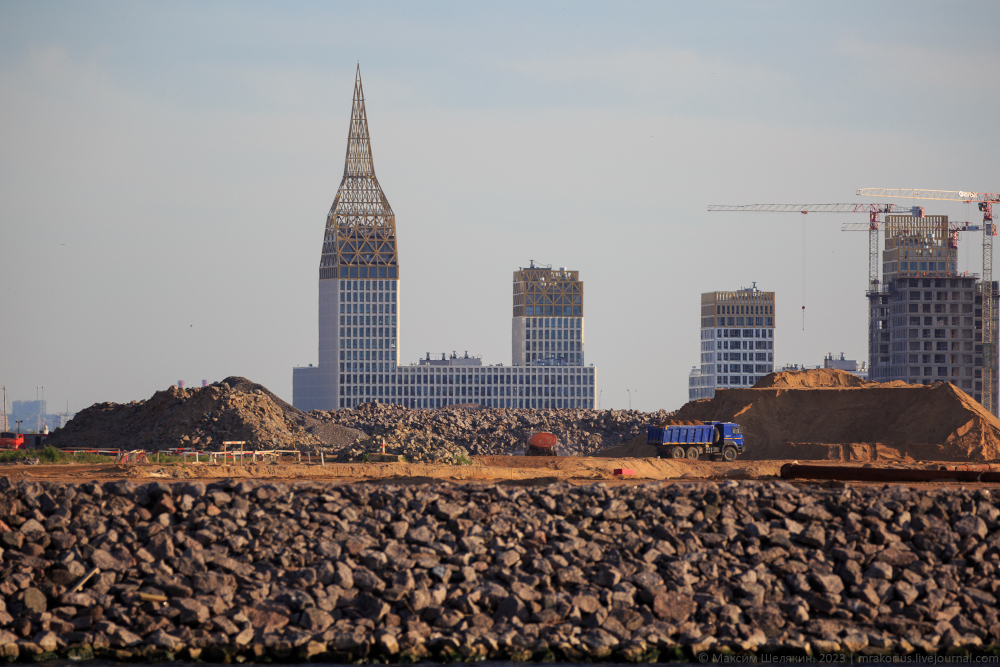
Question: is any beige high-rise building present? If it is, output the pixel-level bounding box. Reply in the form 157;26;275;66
694;285;776;399
512;262;585;368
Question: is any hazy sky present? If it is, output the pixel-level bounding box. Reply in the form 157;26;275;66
3;1;999;416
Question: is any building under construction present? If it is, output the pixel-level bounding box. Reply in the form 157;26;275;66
868;213;999;412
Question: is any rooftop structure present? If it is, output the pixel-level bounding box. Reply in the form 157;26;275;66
418;352;482;367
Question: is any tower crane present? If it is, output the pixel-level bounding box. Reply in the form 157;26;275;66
707;203;922;292
858;188;1000;415
707;202;922;367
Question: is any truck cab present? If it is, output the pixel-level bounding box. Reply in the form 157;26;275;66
0;432;26;450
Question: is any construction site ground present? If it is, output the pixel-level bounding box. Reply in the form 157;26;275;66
1;455;991;489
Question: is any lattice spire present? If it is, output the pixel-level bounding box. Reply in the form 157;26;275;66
319;65;397;280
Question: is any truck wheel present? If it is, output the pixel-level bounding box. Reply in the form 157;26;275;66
671;446;685;459
723;446;738;462
685;447;699;461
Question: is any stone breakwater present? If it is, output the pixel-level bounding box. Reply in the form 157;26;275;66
0;478;998;662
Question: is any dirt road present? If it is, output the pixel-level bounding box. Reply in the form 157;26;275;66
0;455;984;488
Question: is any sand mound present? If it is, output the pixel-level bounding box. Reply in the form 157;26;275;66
753;368;868;389
658;419;704;426
674;371;1000;462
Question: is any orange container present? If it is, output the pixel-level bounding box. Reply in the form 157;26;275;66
530;432;558;449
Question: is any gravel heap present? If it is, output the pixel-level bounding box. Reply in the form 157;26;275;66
334;423;471;464
46;378;346;453
49;377;661;456
309;402;673;456
0;478;997;661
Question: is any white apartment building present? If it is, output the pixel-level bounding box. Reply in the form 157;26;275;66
697;284;776;398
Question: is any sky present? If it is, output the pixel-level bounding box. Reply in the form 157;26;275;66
2;1;999;416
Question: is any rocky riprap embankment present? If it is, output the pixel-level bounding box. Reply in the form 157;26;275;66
0;477;997;662
308;402;673;456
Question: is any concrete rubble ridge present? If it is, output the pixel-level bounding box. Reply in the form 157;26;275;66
46;376;668;458
309;402;673;457
0;477;997;661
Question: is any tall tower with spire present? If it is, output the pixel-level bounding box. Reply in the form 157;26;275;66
294;67;400;411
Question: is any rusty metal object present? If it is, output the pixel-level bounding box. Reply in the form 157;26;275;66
526;432;558;456
780;463;1000;483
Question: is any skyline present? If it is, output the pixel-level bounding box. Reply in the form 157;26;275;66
3;2;999;414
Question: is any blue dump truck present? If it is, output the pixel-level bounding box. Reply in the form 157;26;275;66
646;422;744;461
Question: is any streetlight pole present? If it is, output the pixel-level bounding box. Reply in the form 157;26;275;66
627;389;631;410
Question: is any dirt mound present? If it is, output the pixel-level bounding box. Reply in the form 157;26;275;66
48;381;323;451
658;419;704;426
220;376;303;421
753;368;868;388
303;421;366;450
674;371;1000;462
593;434;658;458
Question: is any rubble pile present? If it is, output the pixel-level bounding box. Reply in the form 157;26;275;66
308;403;673;456
49;377;667;456
47;378;326;452
0;478;996;661
334;423;471;464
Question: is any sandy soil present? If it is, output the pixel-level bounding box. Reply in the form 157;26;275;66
0;455;981;489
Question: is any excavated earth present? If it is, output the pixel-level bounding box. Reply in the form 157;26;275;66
673;369;1000;463
45;369;1000;466
0;476;998;662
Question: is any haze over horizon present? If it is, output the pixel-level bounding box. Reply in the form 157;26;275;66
3;1;999;416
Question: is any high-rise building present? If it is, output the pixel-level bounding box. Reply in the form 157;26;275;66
868;213;998;411
512;262;585;367
293;66;399;411
293;70;597;411
697;285;776;398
